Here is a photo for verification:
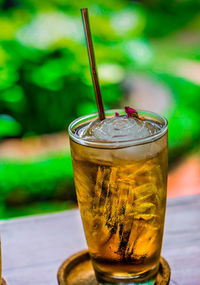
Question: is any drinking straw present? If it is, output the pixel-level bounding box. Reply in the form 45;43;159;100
81;8;105;120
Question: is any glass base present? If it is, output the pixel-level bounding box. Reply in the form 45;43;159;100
99;281;154;285
95;264;158;284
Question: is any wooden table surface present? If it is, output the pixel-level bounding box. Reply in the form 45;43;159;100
0;195;199;285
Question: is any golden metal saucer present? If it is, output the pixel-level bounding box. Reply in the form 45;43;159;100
57;250;171;285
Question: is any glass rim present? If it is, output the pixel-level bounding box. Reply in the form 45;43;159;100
68;109;168;149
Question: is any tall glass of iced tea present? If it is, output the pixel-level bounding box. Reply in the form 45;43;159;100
69;109;168;284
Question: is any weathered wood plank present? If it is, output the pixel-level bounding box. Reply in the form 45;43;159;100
0;195;199;285
163;195;200;285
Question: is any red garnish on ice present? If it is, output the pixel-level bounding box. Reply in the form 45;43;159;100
115;112;120;117
125;106;139;118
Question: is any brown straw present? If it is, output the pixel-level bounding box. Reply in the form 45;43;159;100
81;8;105;120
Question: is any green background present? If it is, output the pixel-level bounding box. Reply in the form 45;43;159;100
0;0;199;218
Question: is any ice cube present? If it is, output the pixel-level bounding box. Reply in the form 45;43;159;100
133;224;159;257
81;116;160;142
72;116;167;163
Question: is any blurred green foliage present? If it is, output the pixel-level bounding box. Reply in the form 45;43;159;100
0;0;199;140
1;200;74;219
0;152;75;217
0;153;74;202
0;0;200;217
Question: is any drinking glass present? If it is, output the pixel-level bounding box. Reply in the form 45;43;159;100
69;109;168;284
